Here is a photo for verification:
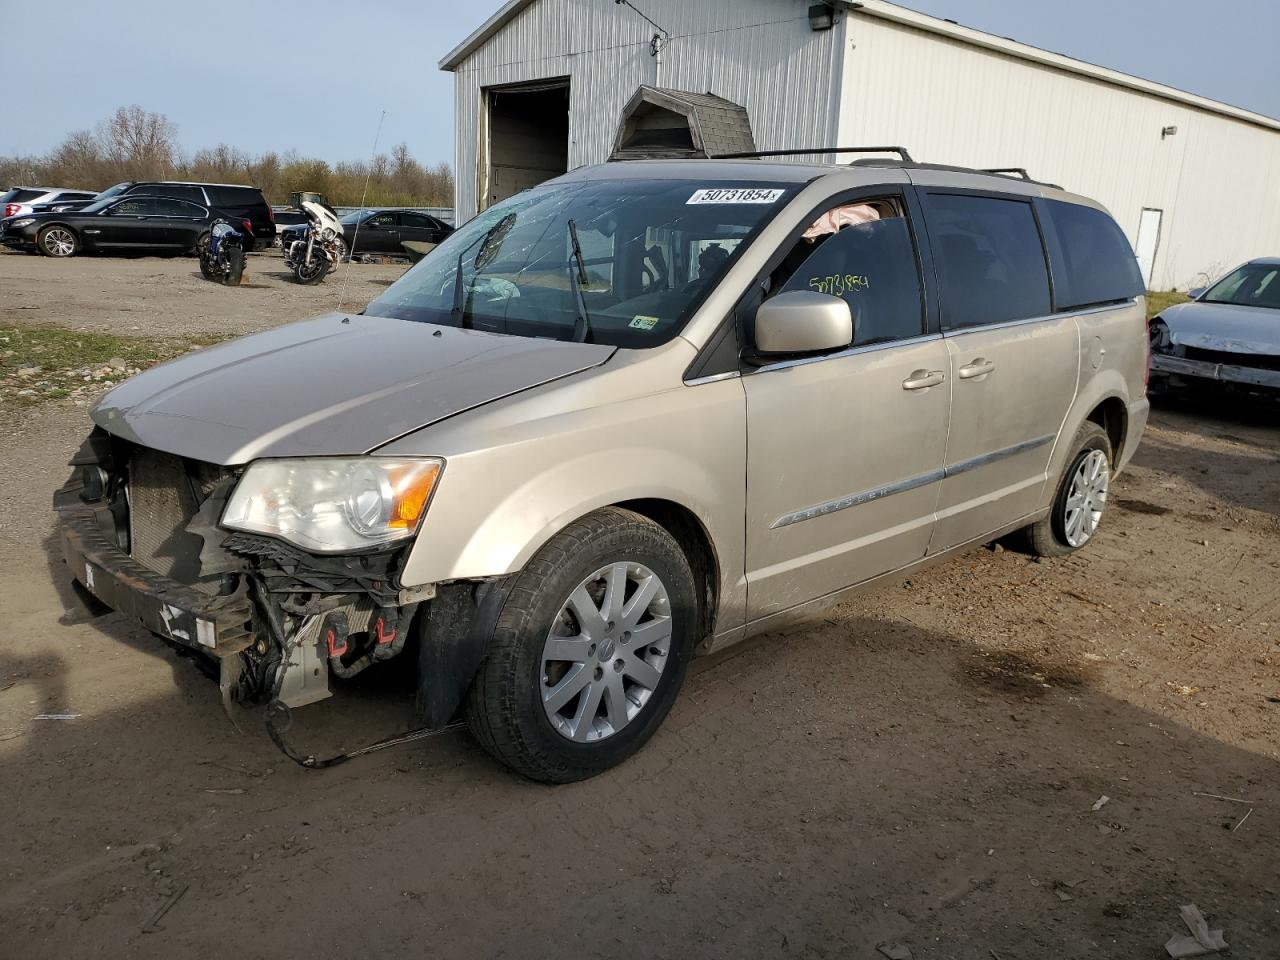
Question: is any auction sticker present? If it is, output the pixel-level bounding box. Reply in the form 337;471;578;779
687;188;785;205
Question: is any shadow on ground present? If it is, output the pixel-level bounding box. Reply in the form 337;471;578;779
2;599;1276;959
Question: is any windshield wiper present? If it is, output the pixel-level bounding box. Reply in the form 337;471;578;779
451;214;515;330
566;219;593;343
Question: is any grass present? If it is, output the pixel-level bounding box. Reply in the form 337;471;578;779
1;324;231;407
1145;290;1189;319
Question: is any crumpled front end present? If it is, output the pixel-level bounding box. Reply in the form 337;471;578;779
1150;304;1280;391
53;429;459;719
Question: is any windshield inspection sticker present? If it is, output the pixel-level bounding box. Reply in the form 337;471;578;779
687;188;785;205
629;315;660;330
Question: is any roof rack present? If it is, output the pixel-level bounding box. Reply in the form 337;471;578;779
981;167;1032;180
710;145;914;162
979;167;1063;189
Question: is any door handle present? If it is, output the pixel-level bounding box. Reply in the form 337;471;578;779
902;369;945;391
958;358;995;379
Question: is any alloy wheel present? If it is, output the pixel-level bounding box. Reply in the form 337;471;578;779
540;562;673;743
42;227;75;257
1063;449;1109;547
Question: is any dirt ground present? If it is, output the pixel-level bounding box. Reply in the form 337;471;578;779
1;253;1277;959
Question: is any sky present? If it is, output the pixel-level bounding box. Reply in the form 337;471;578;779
7;0;1278;167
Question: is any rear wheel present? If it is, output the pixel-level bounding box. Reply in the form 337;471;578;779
38;226;78;258
465;507;696;783
223;246;245;286
1021;421;1112;557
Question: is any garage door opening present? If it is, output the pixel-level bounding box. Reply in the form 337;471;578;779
483;79;570;209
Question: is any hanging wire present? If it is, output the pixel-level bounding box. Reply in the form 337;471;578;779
336;109;386;314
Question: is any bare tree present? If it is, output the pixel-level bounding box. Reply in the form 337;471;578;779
98;105;178;180
0;106;452;207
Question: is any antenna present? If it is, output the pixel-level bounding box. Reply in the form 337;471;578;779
336;109;386;315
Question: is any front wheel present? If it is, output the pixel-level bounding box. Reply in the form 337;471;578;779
465;507;697;783
38;226;78;258
1020;421;1112;557
291;252;330;284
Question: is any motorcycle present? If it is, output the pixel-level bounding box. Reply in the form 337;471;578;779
199;219;251;286
283;197;346;284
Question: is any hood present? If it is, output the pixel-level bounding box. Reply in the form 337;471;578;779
92;314;615;465
1161;301;1279;355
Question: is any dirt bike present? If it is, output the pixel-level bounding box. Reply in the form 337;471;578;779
199;219;251;286
283;197;346;284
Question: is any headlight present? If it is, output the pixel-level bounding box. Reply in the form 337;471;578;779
10;218;34;228
221;457;443;553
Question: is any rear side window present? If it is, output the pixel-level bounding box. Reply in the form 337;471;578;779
206;185;265;207
132;183;202;203
1042;200;1144;309
925;193;1051;329
1;188;44;203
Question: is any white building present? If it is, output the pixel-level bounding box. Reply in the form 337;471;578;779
440;0;1280;291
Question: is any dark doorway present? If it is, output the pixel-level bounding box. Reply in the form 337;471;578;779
484;79;570;209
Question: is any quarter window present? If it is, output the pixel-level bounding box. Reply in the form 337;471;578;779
772;198;925;345
1042;200;1144;309
925;193;1051;329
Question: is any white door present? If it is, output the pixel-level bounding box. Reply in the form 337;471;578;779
1134;208;1162;288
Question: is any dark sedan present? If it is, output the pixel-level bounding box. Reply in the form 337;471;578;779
0;195;244;258
278;208;453;256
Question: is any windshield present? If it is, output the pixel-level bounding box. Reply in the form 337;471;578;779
362;178;797;347
340;209;374;225
95;182;132;202
1202;264;1280;310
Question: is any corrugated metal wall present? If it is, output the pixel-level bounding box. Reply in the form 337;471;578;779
448;0;1280;290
449;0;844;220
837;13;1280;290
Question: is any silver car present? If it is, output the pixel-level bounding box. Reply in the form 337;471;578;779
1150;259;1280;392
55;158;1150;781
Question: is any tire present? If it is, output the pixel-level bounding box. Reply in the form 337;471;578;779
223;246;245;286
292;254;330;284
198;254;216;281
1022;421;1112;558
465;507;697;783
37;225;78;258
194;231;211;259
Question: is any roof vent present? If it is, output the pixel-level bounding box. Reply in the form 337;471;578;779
610;86;756;161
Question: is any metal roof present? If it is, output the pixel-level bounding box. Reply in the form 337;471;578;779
438;0;1280;133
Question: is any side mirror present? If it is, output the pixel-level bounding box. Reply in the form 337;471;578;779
1187;287;1206;300
363;220;380;229
752;290;853;358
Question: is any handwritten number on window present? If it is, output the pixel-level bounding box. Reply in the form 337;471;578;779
807;274;870;297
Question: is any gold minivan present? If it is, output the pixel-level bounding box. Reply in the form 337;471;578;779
56;157;1149;781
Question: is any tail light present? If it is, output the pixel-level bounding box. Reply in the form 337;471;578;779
3;203;19;218
241;219;253;234
266;205;275;223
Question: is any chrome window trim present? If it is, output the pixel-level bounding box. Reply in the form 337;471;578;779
941;299;1136;337
772;433;1055;529
749;332;944;375
684;370;741;386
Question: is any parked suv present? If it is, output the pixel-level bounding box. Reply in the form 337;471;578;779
67;181;276;248
54;157;1148;782
2;186;97;218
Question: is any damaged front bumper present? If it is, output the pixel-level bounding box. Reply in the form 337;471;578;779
52;433;504;743
1151;353;1280;389
57;503;254;657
